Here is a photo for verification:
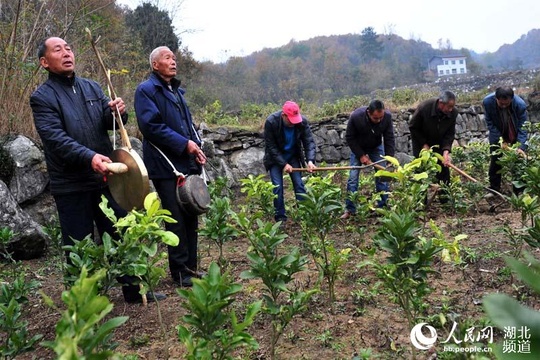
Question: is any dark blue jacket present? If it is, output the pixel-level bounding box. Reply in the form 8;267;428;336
345;107;395;159
30;72;122;194
483;92;528;150
135;72;201;179
263;110;316;170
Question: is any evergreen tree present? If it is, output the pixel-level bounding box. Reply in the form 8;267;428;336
125;2;180;55
359;27;383;63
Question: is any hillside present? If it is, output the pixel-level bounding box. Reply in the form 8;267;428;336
476;29;540;70
189;28;540;112
238;28;540;74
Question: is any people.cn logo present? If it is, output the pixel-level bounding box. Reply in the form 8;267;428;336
410;323;438;350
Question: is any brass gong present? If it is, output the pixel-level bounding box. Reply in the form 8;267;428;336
108;147;149;211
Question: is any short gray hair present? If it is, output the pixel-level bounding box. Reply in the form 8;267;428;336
439;90;456;104
149;46;170;69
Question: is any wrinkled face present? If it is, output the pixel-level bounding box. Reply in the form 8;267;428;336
437;99;455;115
40;37;75;76
152;48;177;81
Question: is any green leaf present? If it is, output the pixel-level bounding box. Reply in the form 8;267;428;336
99;195;116;223
383;155;400;167
483;293;540;358
506;255;540;294
454;234;468;241
144;192;159;211
412;172;429;181
158;230;180;246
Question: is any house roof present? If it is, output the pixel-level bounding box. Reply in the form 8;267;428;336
429;54;467;62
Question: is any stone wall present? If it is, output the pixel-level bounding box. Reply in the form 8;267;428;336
201;103;526;184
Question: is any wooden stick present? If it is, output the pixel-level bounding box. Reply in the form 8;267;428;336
291;159;387;172
447;163;478;183
85;28;132;151
448;163;507;201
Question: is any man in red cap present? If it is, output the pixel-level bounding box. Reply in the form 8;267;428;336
263;101;317;224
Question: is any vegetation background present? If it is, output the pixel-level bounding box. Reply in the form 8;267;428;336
3;2;540;359
1;0;540;141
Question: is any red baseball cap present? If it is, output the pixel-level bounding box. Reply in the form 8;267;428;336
282;101;302;124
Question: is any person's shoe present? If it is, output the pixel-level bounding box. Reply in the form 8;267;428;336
145;292;167;302
193;270;207;278
484;187;500;199
174;276;194;287
274;219;287;232
483;192;495;199
183;269;208;278
124;291;167;304
340;211;354;220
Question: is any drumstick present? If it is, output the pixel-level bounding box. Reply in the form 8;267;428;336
105;162;128;174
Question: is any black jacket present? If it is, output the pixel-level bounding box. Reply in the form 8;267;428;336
345;107;395;159
263;111;316;170
30;72;124;194
409;98;457;156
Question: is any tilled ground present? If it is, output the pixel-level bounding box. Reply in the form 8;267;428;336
11;199;540;359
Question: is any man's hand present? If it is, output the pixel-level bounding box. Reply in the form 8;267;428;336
360;155;371;165
283;163;293;173
442;150;452;166
517;148;527;159
306;161;316;173
91;153;112;175
187;140;207;165
109;97;126;115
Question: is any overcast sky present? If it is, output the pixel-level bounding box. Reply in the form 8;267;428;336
118;0;539;63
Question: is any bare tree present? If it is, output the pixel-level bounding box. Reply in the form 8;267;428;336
0;0;130;138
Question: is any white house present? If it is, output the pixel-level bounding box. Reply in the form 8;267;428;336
428;55;467;76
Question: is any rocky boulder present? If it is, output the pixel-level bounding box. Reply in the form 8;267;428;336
0;180;47;260
3;135;49;204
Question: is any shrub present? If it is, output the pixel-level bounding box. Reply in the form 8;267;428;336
177;262;261;360
42;267;128;359
0;273;42;359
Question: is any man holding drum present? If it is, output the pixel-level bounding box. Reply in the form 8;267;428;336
135;46;207;288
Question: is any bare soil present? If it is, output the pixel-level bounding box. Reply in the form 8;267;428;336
11;195;540;360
